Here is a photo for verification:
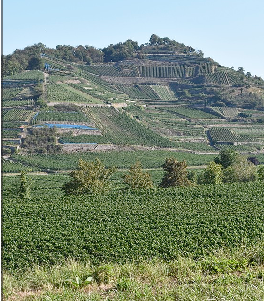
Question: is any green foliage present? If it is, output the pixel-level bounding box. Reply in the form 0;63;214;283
258;165;264;180
187;170;197;184
2;180;264;271
102;39;139;62
223;156;258;183
62;158;116;195
123;162;153;190
21;127;62;154
65;276;93;288
27;56;44;70
199;162;223;184
160;158;191;187
93;265;115;284
214;148;239;169
19;171;31;200
201;257;248;274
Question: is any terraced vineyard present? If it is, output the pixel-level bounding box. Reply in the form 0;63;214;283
209;106;239;118
32;110;90;123
4;70;44;81
233;125;264;138
83;107;175;147
2;108;34;122
2;87;24;101
117;84;160;100
151;84;177;100
208;127;246;144
85;64;138;77
46;83;96;103
205;68;240;85
2;40;264;157
164;106;220;119
2;98;35;108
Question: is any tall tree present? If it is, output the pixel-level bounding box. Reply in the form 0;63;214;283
214;149;239;169
160;158;191;187
27;56;44;70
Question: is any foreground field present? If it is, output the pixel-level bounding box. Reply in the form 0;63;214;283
3;245;264;300
3;178;264;270
2;175;264;300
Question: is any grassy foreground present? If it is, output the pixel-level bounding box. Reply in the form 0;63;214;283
3;244;264;301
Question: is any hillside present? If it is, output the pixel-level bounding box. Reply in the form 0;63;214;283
2;35;264;301
2;35;264;162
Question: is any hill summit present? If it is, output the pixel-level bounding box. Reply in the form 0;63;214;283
3;34;264;110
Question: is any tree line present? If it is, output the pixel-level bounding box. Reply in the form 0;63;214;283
2;34;200;76
61;148;264;195
19;149;264;200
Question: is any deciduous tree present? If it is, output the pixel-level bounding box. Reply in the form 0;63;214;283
62;158;116;195
199;162;223;184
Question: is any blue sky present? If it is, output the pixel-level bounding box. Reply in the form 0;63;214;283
3;0;264;78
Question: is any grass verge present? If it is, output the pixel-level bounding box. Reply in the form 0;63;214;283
3;244;264;301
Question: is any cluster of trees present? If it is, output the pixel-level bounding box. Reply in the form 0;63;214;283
18;150;263;200
61;150;264;195
54;45;103;64
199;149;263;184
102;40;139;62
2;43;46;76
148;34;197;54
21;127;62;154
101;34;198;62
2;34;202;77
2;43;104;76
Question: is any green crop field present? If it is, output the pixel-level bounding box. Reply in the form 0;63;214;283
209;127;244;144
32;110;90;123
2;178;264;272
4;70;44;81
10;150;216;171
165;106;220;119
46;83;96;103
1;87;24;101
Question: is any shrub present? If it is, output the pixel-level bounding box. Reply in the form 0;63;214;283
123;161;153;190
62;158;116;195
199;162;223;185
223;156;258;183
19;171;31;200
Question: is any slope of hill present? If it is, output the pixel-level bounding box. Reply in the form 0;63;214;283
2;35;264;159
